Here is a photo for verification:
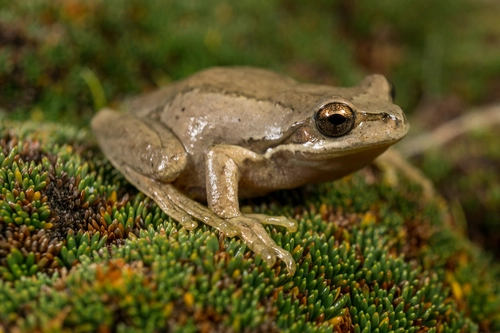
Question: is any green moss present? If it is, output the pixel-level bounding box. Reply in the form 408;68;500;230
1;0;499;331
1;120;499;332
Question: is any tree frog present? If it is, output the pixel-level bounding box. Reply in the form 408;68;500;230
91;67;409;274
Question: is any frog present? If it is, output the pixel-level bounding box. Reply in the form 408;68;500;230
91;66;409;275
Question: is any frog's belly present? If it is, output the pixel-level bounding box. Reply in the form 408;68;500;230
173;146;388;201
240;145;388;198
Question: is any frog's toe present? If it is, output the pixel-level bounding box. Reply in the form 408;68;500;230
154;194;198;230
244;213;298;232
254;245;277;268
179;215;198;230
273;247;296;275
186;211;239;236
228;215;294;268
165;210;198;230
211;218;239;237
235;228;277;267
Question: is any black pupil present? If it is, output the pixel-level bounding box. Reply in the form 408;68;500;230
327;114;346;126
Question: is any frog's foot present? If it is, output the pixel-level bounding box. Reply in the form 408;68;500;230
153;184;296;274
227;215;296;275
160;184;239;237
151;188;199;231
375;149;435;201
243;213;298;232
120;165;199;231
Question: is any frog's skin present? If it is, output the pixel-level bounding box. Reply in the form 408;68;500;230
91;67;409;274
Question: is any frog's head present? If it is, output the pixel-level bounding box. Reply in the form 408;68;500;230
266;74;409;164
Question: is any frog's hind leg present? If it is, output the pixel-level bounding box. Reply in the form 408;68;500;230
121;166;200;231
159;184;239;236
119;166;240;236
91;108;197;230
91;108;187;184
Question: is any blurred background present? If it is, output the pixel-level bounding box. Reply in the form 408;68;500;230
1;0;499;259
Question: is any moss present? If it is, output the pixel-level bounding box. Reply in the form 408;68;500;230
416;127;500;263
1;120;499;332
1;0;499;331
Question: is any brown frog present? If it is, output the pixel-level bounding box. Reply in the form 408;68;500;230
91;67;409;274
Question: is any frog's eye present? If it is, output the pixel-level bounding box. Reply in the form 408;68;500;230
314;103;355;137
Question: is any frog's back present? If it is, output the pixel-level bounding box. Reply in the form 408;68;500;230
123;66;340;158
124;67;298;117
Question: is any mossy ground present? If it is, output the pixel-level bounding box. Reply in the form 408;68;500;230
1;120;499;332
1;0;500;331
413;125;500;264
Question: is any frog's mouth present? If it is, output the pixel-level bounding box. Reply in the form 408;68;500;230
264;138;397;162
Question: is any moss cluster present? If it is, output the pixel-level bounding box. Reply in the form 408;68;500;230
1;0;499;331
1;120;499;332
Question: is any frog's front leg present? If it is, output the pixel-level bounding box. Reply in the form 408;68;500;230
204;145;298;274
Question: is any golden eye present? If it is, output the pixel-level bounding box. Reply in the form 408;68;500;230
314;103;355;137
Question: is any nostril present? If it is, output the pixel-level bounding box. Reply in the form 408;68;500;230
381;112;402;126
